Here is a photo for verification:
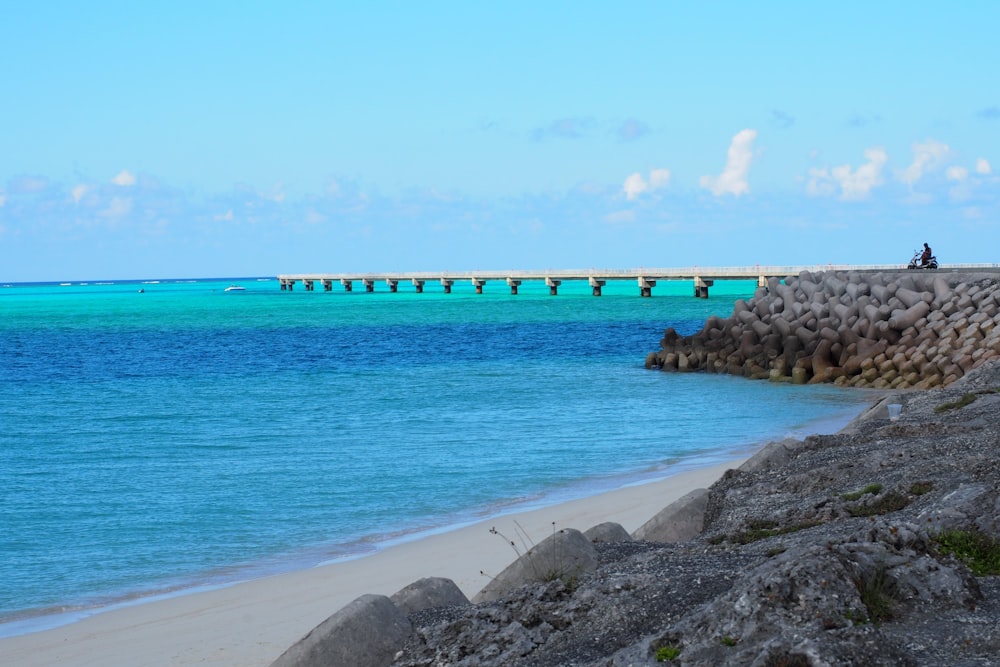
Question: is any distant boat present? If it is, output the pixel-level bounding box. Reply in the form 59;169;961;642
224;285;246;292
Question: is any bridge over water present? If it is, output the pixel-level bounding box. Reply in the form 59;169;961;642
276;263;1000;298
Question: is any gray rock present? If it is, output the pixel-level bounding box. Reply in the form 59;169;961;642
269;594;410;667
583;521;633;543
632;487;709;542
390;577;470;615
387;359;1000;667
739;437;801;473
472;528;598;603
917;483;998;536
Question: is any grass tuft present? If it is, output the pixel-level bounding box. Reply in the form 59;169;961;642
847;490;909;517
731;520;822;545
655;645;681;662
933;529;1000;576
842;483;883;501
853;566;895;626
934;392;977;412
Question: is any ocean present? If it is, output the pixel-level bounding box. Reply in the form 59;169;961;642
0;276;875;636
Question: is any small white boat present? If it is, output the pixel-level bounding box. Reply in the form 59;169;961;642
224;285;246;292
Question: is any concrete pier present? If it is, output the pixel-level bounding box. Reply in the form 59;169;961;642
276;263;1000;297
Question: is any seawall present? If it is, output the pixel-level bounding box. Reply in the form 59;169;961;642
646;270;1000;389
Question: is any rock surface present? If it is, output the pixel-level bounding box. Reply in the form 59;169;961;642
387;360;1000;666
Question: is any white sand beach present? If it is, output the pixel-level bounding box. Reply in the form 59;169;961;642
0;460;741;667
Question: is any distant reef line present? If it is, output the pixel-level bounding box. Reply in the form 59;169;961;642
646;270;1000;389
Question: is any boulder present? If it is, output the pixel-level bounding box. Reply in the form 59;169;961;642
583;521;633;543
739;438;801;473
472;528;598;603
632;487;710;543
269;594;411;667
390;577;470;615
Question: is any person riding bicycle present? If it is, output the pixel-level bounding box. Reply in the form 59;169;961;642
920;242;933;267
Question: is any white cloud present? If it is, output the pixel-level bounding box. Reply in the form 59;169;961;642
977;158;992;175
305;209;327;224
100;196;133;218
214;210;234;221
649;168;671;188
833;147;888;200
806;167;837;197
112;170;136;187
699;129;756;196
898;140;950;185
623;168;671;200
10;175;48;193
946;166;968;182
807;148;888;200
0;193;5;207
72;184;89;203
623;173;647;200
605;210;636;224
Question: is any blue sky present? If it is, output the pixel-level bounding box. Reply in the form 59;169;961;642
1;2;998;281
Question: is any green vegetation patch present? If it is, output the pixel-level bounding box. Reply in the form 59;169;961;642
908;480;934;495
934;392;977;412
655;645;681;662
847;491;909;517
853;566;896;626
842;483;883;501
731;520;823;545
933;529;1000;576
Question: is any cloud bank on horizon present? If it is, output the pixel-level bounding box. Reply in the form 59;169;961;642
1;3;998;282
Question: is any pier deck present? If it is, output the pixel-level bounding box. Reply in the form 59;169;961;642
276;263;1000;297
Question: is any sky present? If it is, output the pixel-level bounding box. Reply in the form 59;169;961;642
1;2;999;282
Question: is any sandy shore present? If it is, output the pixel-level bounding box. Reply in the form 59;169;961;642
0;460;741;667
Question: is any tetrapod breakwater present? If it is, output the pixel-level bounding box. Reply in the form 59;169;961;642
647;270;1000;389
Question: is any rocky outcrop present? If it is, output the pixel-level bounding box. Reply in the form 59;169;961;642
269;365;1000;666
646;271;1000;389
387;361;1000;666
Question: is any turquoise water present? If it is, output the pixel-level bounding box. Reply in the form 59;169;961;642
0;277;873;635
